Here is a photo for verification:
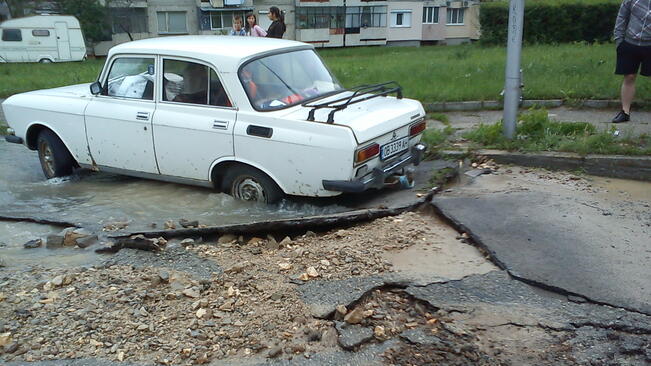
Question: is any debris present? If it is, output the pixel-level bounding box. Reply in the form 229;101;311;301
278;263;292;271
267;346;283;358
344;307;364;325
164;220;176;230
218;234;237;244
102;221;129;231
179;219;199;228
334;305;347;321
23;239;42;249
182;288;200;298
280;236;292;247
374;325;386;338
334;321;374;350
306;266;319;278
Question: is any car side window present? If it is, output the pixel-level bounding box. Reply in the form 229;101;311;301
163;59;231;107
2;29;22;42
105;57;156;100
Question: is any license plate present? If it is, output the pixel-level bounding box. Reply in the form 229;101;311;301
380;136;409;160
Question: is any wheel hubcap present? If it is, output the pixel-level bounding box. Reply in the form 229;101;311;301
233;176;266;203
39;140;55;177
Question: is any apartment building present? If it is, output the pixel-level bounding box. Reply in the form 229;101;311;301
295;0;479;47
94;0;479;54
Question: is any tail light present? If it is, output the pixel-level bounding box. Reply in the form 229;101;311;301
409;120;426;137
355;143;379;164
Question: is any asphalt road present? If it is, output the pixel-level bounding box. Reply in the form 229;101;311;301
432;170;651;315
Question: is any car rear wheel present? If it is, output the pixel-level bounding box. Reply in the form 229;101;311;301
222;166;283;204
39;58;53;64
37;129;74;179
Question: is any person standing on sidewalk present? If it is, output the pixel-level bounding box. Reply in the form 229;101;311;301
612;0;651;123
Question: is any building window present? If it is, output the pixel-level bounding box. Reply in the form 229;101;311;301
447;8;464;25
390;10;411;28
422;7;439;24
297;7;345;29
2;29;21;42
112;8;148;34
210;11;247;30
344;6;386;30
32;29;51;37
158;11;187;34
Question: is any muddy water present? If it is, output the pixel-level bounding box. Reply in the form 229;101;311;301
0;140;350;267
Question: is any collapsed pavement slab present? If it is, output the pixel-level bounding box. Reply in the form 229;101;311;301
431;172;651;315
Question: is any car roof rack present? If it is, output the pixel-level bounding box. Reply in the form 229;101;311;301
303;81;403;124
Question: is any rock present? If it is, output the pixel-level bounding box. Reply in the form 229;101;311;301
298;273;309;281
374;325;386;338
218;234;237;244
280;236;292;247
46;235;64;249
305;231;317;238
320;259;331;266
75;235;98;248
306;267;319;278
334;322;374;350
248;237;264;245
180;238;195;247
0;293;5;302
138;307;149;317
267;346;283;358
51;275;64;287
179;219;199;228
182;288;200;298
23;239;43;249
250;247;262;255
335;305;347;321
344;307;364;325
196;308;207;319
270;292;283;301
164;220;176;230
117;351;125;361
63;228;91;246
0;332;11;346
4;342;19;354
225;261;248;274
158;271;170;283
265;236;279;250
278;263;292;271
0;257;5;267
89;339;103;347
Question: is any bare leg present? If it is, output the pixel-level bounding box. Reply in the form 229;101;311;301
620;74;637;114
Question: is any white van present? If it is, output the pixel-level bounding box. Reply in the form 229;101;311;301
0;15;86;63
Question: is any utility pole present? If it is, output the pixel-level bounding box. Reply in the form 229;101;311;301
502;0;525;139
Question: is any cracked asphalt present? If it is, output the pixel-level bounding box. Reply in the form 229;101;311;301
431;168;651;315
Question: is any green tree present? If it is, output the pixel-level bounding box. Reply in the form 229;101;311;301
57;0;109;42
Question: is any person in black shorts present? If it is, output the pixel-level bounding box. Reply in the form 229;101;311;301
613;0;651;123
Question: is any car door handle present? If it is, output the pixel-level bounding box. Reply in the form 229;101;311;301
136;112;150;121
212;120;229;130
246;125;273;138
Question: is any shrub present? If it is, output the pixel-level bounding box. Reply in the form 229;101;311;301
480;0;621;45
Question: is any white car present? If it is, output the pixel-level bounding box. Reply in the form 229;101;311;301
2;36;426;203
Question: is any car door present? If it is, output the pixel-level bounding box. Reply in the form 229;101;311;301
84;55;159;174
151;57;236;181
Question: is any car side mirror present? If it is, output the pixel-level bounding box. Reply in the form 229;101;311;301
90;81;102;95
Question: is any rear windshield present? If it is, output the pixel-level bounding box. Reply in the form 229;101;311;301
239;49;343;111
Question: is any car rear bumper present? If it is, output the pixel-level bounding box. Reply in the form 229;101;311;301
322;143;426;193
4;128;23;144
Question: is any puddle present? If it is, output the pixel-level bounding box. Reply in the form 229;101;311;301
383;214;497;281
0;221;101;269
588;176;651;203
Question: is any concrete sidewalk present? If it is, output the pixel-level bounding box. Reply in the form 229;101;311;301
434;106;651;137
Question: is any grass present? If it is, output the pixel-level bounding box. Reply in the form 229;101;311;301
463;108;651;156
0;43;638;102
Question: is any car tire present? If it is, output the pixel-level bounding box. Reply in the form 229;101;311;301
39;58;53;64
222;165;283;204
37;129;74;179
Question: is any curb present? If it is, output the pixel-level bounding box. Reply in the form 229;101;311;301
441;149;651;182
425;99;623;113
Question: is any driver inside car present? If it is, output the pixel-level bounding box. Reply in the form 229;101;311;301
174;63;208;104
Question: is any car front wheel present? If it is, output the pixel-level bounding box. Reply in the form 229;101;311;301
222;166;283;204
37;129;74;179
